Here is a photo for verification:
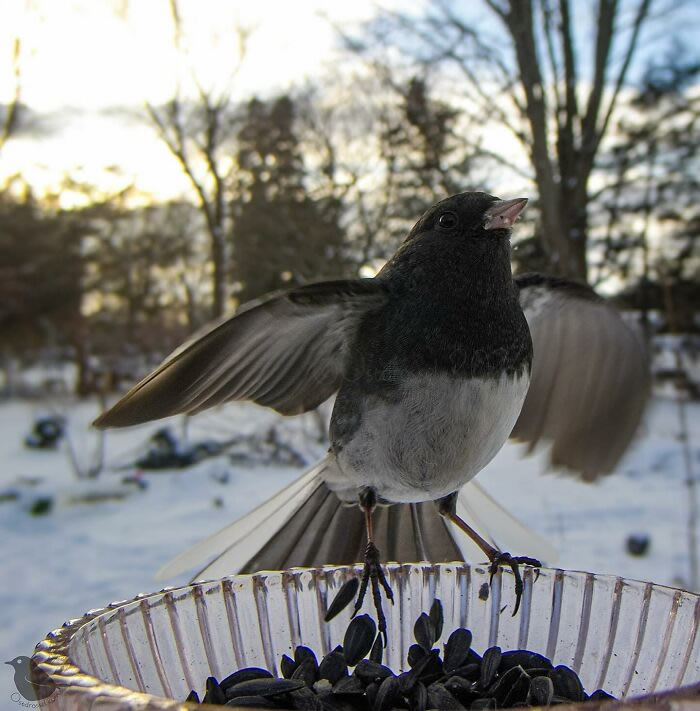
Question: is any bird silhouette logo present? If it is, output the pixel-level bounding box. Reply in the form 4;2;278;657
6;656;58;702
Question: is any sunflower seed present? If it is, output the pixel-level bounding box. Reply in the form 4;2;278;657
499;649;553;673
529;675;554;706
203;676;225;705
369;632;383;664
287;686;324;710
295;646;319;670
429;598;444;640
407;643;427;668
343;614;376;666
332;674;366;696
373;675;400;711
409;681;427;711
549;664;585;702
353;660;394;684
479;646;502;688
192;607;617;708
443;628;473;673
325;578;360;622
444;675;476;705
589;688;616;701
225;677;306;700
281;653;298;679
292;659;319;688
365;681;379;709
413;612;436;651
490;665;530;707
426;682;466;710
220;667;273;692
319;651;348;684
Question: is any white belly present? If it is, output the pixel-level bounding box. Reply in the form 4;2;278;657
330;372;529;503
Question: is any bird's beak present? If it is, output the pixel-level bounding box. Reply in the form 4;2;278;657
484;198;528;231
4;661;11;665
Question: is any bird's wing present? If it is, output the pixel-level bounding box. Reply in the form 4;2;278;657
94;279;388;428
511;273;650;481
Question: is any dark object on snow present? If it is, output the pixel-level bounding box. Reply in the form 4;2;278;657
29;496;53;516
135;427;223;470
24;415;65;449
184;599;616;707
626;533;651;557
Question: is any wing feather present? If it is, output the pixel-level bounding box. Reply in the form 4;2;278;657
94;279;387;428
512;274;650;480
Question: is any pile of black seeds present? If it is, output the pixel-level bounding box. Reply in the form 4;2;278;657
184;600;616;708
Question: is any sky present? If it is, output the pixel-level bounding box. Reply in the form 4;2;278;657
0;0;415;201
1;0;698;207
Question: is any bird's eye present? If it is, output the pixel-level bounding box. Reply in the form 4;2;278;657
437;212;458;230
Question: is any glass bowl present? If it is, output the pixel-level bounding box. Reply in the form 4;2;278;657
33;563;700;709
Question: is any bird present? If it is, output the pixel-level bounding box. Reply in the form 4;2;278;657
94;192;649;633
6;656;58;701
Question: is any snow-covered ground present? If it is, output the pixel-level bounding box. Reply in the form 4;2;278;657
1;391;698;703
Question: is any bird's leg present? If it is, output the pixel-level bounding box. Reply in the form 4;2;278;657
437;493;540;616
353;487;394;644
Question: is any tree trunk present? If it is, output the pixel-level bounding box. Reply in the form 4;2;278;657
557;181;589;282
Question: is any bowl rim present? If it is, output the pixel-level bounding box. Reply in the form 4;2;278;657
31;562;700;710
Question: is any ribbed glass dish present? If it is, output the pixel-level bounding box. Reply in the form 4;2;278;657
33;563;700;710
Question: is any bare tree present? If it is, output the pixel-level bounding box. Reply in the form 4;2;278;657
357;0;663;281
145;0;249;317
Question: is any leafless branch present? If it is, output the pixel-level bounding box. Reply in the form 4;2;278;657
593;0;652;160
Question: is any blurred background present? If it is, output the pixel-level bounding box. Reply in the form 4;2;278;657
1;0;699;681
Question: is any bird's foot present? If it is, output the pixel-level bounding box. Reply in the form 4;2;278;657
488;552;541;616
353;541;394;644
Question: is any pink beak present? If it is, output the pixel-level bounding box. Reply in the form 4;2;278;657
484;198;528;231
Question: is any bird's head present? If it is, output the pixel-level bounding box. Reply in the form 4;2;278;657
406;192;528;244
383;192;529;284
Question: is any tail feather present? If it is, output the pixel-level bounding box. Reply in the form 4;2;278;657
155;459;327;580
156;459;557;582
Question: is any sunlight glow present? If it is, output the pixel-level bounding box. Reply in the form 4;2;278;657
0;0;419;199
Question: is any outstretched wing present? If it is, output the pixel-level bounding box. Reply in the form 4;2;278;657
512;274;650;480
94;279;388;428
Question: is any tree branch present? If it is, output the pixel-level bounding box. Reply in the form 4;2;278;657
587;0;652;169
580;0;617;171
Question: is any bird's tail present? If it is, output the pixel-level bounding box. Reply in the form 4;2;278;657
156;457;557;582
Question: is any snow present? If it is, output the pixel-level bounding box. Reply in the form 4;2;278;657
0;390;698;702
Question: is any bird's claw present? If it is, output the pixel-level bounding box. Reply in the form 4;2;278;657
488;552;541;616
352;541;394;645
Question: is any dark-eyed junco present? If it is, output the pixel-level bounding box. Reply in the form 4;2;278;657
95;192;649;632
